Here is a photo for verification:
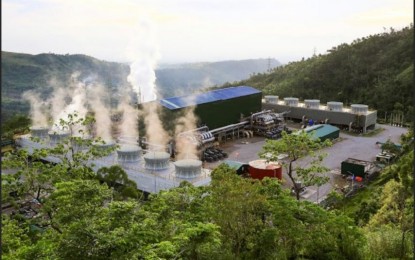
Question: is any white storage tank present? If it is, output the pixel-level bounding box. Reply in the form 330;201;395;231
30;126;49;139
304;99;320;109
174;159;202;179
144;151;170;170
284;97;299;107
264;95;279;104
327;101;344;111
94;140;116;150
72;135;92;151
351;104;368;114
117;145;142;163
48;131;70;145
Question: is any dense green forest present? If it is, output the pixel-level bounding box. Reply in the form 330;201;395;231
2;114;413;259
223;25;413;124
156;58;280;97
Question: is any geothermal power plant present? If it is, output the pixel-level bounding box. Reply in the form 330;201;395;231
17;85;377;193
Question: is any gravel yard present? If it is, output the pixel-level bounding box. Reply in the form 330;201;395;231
205;124;409;202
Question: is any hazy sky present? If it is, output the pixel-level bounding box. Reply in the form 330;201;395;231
2;0;412;64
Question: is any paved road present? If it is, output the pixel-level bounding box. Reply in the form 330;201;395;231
206;124;408;202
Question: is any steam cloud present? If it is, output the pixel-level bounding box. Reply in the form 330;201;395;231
174;95;200;160
126;18;160;103
88;83;113;141
142;102;169;149
22;91;49;127
117;96;139;143
53;80;88;135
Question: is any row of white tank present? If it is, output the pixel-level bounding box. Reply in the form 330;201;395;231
27;127;202;179
264;96;369;114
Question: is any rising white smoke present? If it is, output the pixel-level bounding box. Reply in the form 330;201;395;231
117;95;139;142
142;101;169;148
22;91;49;127
87;83;113;141
53;80;88;135
174;94;200;160
126;17;160;103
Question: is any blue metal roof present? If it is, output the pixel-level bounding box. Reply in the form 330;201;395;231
159;86;261;110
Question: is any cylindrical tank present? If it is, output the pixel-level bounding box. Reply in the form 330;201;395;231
118;136;139;145
144;151;170;170
351;104;368;114
94;140;116;151
248;159;282;180
174;159;202;179
48;131;70;145
71;135;92;151
264;95;279;104
284;97;299;107
116;145;142;163
30;126;49;139
304;99;320;109
327;101;343;111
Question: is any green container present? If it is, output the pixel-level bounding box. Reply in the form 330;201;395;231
341;158;370;177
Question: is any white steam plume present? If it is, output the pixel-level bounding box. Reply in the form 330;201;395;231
117;96;138;142
22;91;48;127
49;87;70;125
88;83;113;141
126;17;160;103
142;102;169;149
53;81;88;135
174;95;200;160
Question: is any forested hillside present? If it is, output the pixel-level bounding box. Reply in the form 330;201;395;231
224;25;413;122
1;51;131;122
156;58;280;97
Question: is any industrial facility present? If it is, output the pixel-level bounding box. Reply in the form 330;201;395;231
16;85;381;195
262;95;377;133
159;86;262;129
16;131;211;194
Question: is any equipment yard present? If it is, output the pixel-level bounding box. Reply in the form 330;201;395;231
204;123;408;202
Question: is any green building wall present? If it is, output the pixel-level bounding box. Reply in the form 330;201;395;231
158;92;262;131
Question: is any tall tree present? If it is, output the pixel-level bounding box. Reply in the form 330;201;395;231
259;131;331;200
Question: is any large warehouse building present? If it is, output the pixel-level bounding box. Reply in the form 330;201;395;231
262;96;377;133
159;86;262;130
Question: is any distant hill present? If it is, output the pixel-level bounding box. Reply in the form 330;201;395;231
223;25;413;122
1;51;131;121
1;53;280;123
155;58;281;97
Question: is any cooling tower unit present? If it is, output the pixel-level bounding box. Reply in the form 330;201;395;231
174;159;202;179
304;99;320;109
48;131;70;145
117;145;142;163
248;159;282;180
284;97;299;107
30;126;49;139
71;136;92;151
327;101;343;112
264;95;279;104
94;140;116;151
144;151;170;170
351;104;369;114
